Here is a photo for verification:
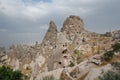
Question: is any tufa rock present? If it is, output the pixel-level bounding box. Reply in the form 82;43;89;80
42;21;58;47
112;30;120;39
70;66;80;78
60;70;73;80
61;15;84;41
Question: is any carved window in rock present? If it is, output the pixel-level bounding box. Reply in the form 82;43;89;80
58;62;62;64
82;38;85;42
67;31;70;34
63;44;67;47
62;49;68;54
54;45;57;48
63;56;67;58
50;43;52;45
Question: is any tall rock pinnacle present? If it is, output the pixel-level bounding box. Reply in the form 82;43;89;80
42;21;58;47
61;15;84;40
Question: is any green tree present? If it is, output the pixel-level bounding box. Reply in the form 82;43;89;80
0;66;24;80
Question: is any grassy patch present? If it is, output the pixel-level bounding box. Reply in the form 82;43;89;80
99;71;120;80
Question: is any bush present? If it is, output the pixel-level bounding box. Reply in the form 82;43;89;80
0;66;24;80
74;49;80;54
73;49;85;64
103;42;120;62
103;51;114;61
99;71;120;80
69;61;75;67
112;43;120;52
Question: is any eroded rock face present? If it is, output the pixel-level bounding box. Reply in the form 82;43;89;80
84;64;112;80
60;70;73;80
70;66;80;78
61;15;84;41
0;48;9;66
112;30;120;39
1;15;120;80
42;21;58;47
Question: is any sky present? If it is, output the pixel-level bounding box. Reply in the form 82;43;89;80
0;0;120;47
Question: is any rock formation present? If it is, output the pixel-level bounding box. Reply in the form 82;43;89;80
61;15;84;41
0;15;120;80
42;21;58;47
0;48;8;66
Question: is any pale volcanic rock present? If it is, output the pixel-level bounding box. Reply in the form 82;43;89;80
84;64;112;80
14;59;20;71
35;55;45;68
61;15;84;40
35;68;64;80
42;21;58;47
1;15;120;80
77;44;93;56
112;30;120;39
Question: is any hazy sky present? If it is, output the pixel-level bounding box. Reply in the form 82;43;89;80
0;0;120;47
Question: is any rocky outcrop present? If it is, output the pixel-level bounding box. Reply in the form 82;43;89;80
35;55;107;80
112;30;120;39
60;70;73;80
0;52;8;66
61;15;84;41
42;21;58;47
0;15;120;80
84;64;112;80
0;47;8;66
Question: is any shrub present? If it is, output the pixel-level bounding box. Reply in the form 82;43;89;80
112;43;120;52
103;42;120;62
73;49;85;64
69;61;75;67
0;66;24;80
99;71;120;80
103;51;114;61
74;49;80;54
